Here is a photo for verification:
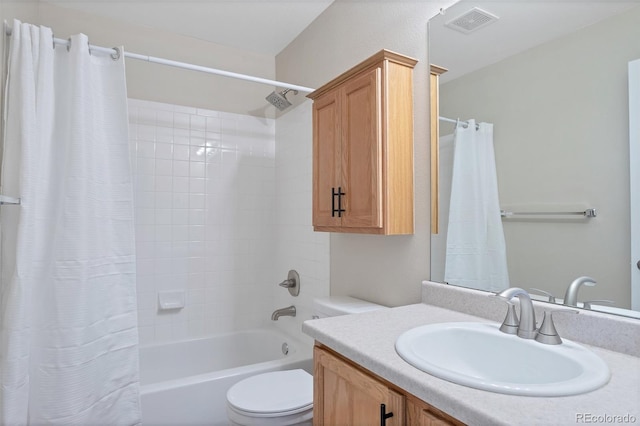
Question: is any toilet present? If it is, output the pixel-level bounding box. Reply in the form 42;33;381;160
225;296;386;426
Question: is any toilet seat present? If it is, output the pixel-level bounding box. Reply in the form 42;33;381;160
227;369;313;419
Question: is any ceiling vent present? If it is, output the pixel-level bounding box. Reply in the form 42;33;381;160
445;7;499;34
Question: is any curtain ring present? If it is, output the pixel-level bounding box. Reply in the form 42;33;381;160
87;39;92;56
110;47;121;61
66;37;71;52
52;33;56;49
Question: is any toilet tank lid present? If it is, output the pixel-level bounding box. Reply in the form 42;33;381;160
313;296;387;317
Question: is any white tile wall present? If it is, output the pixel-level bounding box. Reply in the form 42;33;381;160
128;98;277;345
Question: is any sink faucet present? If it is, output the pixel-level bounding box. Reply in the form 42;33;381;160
563;276;596;307
496;287;537;339
271;305;296;321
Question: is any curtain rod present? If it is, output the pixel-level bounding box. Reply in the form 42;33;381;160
4;24;316;93
439;116;479;130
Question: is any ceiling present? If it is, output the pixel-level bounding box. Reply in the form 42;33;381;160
44;1;640;64
39;0;640;99
42;0;335;56
429;1;640;83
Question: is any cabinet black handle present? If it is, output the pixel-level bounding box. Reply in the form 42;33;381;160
332;187;346;217
337;186;345;217
380;403;393;426
331;187;337;217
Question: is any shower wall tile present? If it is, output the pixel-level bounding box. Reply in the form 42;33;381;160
273;100;330;346
128;98;276;345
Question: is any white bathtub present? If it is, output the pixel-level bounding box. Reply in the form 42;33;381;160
139;328;313;425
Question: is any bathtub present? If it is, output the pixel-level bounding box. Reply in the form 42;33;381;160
139;328;313;425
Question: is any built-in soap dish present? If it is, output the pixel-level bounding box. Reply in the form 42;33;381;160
158;290;185;311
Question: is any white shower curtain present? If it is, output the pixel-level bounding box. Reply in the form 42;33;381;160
0;21;141;425
444;120;509;292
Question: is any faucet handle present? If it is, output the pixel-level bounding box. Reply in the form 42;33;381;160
529;288;557;303
278;270;300;296
491;295;519;335
279;279;295;288
534;309;578;345
582;300;615;310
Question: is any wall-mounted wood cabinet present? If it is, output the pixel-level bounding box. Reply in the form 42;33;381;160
313;345;463;426
307;50;417;235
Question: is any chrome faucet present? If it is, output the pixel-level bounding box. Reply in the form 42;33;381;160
496;287;537;339
271;305;296;321
563;276;596;307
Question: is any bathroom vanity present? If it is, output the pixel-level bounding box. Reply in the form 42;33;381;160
303;282;640;425
314;344;462;425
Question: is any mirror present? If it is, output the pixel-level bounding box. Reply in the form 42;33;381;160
429;1;640;319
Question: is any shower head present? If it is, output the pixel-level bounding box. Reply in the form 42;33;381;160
266;88;298;111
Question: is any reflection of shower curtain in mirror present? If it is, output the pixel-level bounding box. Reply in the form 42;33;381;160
444;120;509;292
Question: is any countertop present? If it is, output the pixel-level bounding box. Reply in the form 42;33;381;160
302;303;640;426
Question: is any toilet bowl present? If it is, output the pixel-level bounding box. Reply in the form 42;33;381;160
226;296;386;426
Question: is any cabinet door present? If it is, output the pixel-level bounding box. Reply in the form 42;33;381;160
340;67;383;229
406;396;463;426
314;346;404;426
313;89;342;227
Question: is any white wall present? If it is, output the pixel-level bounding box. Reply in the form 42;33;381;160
277;1;456;307
0;2;39;54
11;2;276;117
438;7;640;306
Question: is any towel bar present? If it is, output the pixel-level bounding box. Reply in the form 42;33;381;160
0;195;20;205
500;208;596;218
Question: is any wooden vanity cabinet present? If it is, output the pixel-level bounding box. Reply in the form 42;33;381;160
406;395;464;426
314;345;404;426
307;50;417;235
313;345;463;426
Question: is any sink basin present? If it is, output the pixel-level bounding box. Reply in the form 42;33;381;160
395;322;610;396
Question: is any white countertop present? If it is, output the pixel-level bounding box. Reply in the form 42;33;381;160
302;303;640;426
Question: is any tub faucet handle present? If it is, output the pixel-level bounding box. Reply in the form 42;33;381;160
279;279;295;288
278;270;300;296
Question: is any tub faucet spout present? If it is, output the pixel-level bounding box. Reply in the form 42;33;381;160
271;305;296;321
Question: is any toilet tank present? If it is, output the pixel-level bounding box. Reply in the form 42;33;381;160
312;296;387;318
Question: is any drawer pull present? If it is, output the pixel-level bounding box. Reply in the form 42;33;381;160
380;403;394;426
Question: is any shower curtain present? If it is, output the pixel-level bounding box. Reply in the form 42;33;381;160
0;21;141;425
444;120;509;292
